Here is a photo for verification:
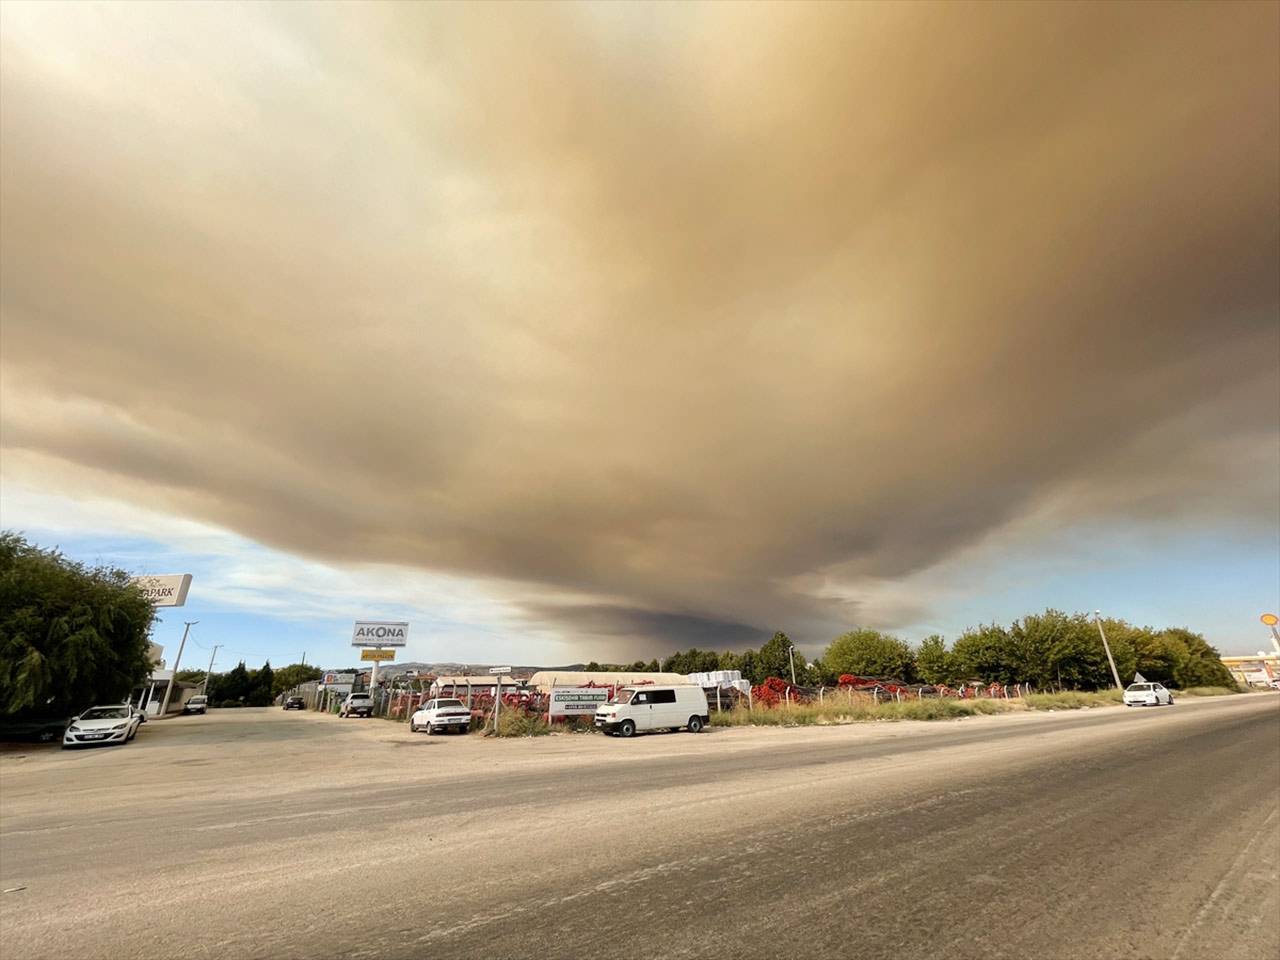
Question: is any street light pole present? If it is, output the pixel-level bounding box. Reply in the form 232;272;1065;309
201;644;222;695
158;621;198;717
1093;611;1124;691
788;645;797;685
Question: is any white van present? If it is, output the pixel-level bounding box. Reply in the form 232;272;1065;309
594;685;710;737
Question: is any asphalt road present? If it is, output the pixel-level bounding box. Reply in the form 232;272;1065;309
1;695;1277;959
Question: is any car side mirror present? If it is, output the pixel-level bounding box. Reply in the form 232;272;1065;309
70;716;79;722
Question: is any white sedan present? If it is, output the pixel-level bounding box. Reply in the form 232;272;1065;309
63;705;143;748
1123;682;1174;707
409;698;473;734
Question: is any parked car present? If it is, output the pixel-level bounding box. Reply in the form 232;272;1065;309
339;692;374;718
1123;682;1173;707
409;698;472;734
0;716;72;744
183;695;208;715
595;685;710;737
63;705;143;748
283;696;306;710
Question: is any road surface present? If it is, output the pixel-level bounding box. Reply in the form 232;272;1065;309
1;694;1277;959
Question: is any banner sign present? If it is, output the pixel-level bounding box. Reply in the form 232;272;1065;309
360;649;396;662
488;666;512;675
352;621;409;647
131;574;193;607
549;686;611;717
322;672;356;686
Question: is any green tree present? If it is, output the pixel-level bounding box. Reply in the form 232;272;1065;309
951;623;1014;683
823;629;915;681
747;632;800;685
208;661;252;703
914;635;957;685
271;663;322;696
175;669;207;684
0;532;156;716
1162;628;1235;688
247;661;275;706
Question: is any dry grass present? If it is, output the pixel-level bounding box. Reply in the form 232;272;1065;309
1176;686;1241;697
709;697;1012;727
1023;690;1123;710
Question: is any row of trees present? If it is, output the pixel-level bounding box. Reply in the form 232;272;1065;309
202;661;322;706
654;611;1236;691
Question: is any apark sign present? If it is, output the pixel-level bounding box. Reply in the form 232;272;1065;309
351;621;409;648
130;574;193;607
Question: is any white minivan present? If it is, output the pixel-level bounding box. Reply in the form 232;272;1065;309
594;685;710;737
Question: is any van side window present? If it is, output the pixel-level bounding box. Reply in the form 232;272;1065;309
652;689;677;704
634;692;651;704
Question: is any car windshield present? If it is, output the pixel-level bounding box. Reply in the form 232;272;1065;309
1127;683;1152;691
436;699;465;709
81;707;129;720
350;694;370;700
188;697;206;703
610;689;636;705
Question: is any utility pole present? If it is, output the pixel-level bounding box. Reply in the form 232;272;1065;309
301;651;307;668
1093;611;1124;691
201;644;223;695
159;621;198;717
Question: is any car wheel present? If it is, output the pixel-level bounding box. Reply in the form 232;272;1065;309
409;719;418;732
1167;696;1174;705
687;716;704;733
618;719;636;738
426;723;435;735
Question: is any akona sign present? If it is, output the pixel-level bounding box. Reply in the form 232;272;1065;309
351;620;410;647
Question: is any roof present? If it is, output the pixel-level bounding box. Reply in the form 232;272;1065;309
432;675;521;687
527;671;692;692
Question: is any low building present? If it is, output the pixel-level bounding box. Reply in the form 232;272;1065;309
526;670;691;693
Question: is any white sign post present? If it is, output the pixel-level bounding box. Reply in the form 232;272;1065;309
489;666;511;734
549;686;611;717
352;621;409;694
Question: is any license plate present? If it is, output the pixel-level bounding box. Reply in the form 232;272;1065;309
83;733;106;740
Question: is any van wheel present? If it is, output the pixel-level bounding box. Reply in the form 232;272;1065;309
618;719;636;738
687;716;704;733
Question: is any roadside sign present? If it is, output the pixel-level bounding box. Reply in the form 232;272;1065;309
131;574;193;607
549;686;610;717
488;666;512;674
322;672;356;687
1262;613;1279;626
352;621;409;647
360;649;396;662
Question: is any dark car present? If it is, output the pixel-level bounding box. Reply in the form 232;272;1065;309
0;716;72;744
283;696;306;710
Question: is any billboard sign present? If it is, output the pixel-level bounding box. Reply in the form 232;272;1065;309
549;686;611;717
360;649;396;662
321;672;356;689
131;574;193;607
352;621;409;647
488;666;512;675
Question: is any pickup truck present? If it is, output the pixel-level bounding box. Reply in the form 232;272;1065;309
339;693;374;718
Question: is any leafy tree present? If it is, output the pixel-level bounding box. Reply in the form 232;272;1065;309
747;632;801;685
208;661;252;703
0;532;156;716
271;663;322;696
915;635;958;685
248;661;275;705
176;669;207;684
1162;628;1235;688
823;629;915;681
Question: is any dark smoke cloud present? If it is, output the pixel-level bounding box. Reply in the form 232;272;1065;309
2;1;1276;650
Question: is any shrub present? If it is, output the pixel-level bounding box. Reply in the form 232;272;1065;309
1023;690;1123;710
486;709;550;737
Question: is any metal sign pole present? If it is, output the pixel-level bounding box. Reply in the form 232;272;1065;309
158;621;197;717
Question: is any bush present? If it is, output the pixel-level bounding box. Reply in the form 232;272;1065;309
1177;686;1240;697
246;689;273;707
486;709;550;737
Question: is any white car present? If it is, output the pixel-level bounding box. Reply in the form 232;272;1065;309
410;698;472;734
1123;682;1174;707
183;695;208;715
63;704;143;749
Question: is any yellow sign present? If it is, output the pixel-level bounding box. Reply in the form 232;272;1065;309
361;648;396;662
1262;613;1279;626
